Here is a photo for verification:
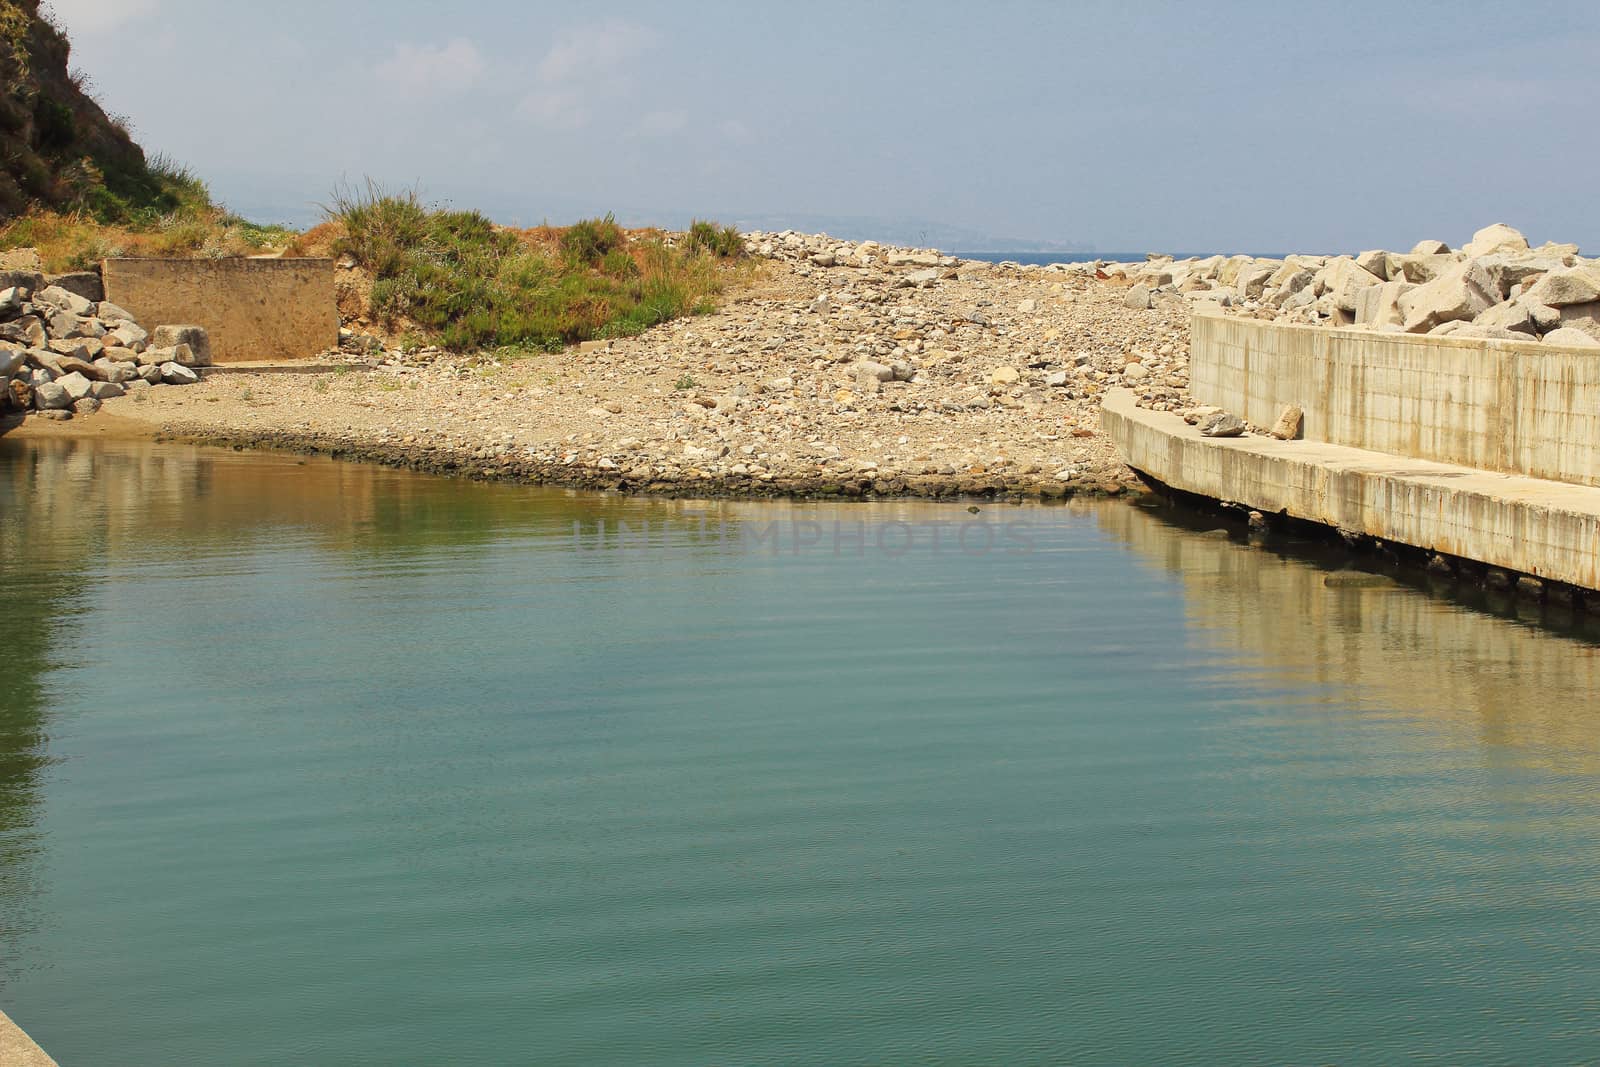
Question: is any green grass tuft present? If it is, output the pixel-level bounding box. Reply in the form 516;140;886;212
684;219;745;259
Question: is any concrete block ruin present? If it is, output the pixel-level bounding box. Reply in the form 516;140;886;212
102;258;337;363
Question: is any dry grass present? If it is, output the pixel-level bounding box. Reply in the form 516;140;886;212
0;207;296;271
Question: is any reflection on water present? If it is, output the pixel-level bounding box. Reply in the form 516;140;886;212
1099;502;1600;772
4;438;1600;1065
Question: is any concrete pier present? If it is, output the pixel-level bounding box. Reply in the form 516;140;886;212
1100;389;1600;591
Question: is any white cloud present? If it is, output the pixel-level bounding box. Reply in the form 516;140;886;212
374;38;486;97
535;19;656;85
518;18;659;130
46;0;161;34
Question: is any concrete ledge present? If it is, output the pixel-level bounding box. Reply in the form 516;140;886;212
1101;388;1600;590
0;1009;57;1066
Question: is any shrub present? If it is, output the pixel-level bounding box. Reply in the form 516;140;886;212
325;189;733;352
560;213;625;265
684;219;744;259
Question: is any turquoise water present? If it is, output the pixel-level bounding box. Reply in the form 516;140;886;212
4;439;1600;1064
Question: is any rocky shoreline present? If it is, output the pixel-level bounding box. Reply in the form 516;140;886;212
14;232;1193;501
15;223;1588;504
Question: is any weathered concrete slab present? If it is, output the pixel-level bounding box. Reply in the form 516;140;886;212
0;1009;57;1066
102;258;337;363
1101;388;1600;591
1189;310;1600;487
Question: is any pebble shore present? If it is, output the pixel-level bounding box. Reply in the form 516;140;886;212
15;234;1198;500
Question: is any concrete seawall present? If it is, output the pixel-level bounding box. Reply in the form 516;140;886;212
1189;311;1600;488
1100;389;1600;591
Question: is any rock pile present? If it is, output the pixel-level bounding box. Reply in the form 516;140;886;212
0;268;209;420
1072;223;1599;347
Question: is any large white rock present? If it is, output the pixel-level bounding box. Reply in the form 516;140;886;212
1476;253;1573;295
32;379;70;409
1475;299;1553;336
1399;260;1500;332
1316;257;1384;313
1392;253;1460;284
1354;250;1390;279
1410;239;1451;255
1462;223;1530;258
1544;326;1600;348
109;322;148;351
1555;303;1600;342
1521;268;1600;308
159;362;200;385
35;284;94;317
1355;281;1415;328
55;370;93;400
1235;264;1275;300
92;358;139;383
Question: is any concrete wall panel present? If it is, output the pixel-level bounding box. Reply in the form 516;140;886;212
1189;311;1600;487
102;258;336;363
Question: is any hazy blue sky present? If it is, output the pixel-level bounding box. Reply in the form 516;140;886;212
48;0;1600;252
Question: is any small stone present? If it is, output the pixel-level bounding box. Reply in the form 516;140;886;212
1121;363;1149;382
1268;405;1303;440
5;378;32;410
72;396;102;415
1123;285;1153;310
988;366;1020;385
1199;411;1246;437
160;362;200;385
150;325;212;366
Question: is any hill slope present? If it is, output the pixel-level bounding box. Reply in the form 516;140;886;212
0;0;204;221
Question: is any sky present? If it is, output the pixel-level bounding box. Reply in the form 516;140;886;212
46;0;1600;253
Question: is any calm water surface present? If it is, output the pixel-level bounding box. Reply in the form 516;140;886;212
3;438;1600;1065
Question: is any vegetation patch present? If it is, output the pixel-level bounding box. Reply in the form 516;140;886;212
320;184;749;352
